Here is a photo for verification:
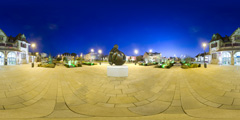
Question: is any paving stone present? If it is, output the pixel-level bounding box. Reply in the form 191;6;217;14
128;100;170;115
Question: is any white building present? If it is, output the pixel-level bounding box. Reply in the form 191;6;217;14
195;52;210;63
143;52;161;63
207;28;240;65
84;52;102;61
0;29;30;65
126;56;137;62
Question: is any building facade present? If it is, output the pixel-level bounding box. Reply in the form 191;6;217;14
84;52;102;61
143;52;161;63
0;29;30;65
195;53;211;63
208;28;240;65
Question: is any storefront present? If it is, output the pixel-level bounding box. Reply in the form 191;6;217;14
7;52;16;65
221;52;231;65
0;52;4;65
234;52;240;65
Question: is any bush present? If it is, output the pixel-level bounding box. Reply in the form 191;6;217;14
77;64;82;67
198;64;201;67
82;62;97;66
38;63;55;68
154;65;162;68
166;65;171;69
181;65;189;69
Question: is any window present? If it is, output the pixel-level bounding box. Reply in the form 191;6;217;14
211;43;217;48
21;53;26;59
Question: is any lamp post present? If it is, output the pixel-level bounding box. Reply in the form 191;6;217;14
202;43;207;68
134;49;138;65
36;52;39;63
98;49;102;65
31;43;36;68
80;53;83;64
91;49;94;62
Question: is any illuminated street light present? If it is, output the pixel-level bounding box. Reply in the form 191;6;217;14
134;49;138;54
202;43;207;68
80;53;83;64
134;49;138;65
98;49;102;54
98;49;102;65
31;43;36;68
91;49;94;53
149;49;152;53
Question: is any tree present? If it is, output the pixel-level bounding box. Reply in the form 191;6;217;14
184;56;193;63
63;57;68;63
56;57;62;61
136;56;143;62
71;53;77;57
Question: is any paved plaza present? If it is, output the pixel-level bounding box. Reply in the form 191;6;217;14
1;64;240;120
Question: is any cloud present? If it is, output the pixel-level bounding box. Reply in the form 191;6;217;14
49;24;58;30
189;26;200;33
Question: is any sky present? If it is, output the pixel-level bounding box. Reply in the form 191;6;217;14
0;0;240;57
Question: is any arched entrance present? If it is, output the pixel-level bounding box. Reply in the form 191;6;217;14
234;52;240;65
0;52;4;65
222;52;231;65
7;52;16;65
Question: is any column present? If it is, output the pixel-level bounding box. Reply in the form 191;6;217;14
231;51;234;65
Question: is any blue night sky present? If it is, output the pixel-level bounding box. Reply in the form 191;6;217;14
1;0;240;57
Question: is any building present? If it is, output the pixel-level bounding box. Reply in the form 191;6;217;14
126;56;137;62
143;52;161;63
195;52;210;63
0;29;30;65
84;52;102;61
207;28;240;65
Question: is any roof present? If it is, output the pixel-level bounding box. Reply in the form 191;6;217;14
195;52;210;57
0;29;28;43
210;33;222;43
145;52;161;56
230;27;240;38
0;29;8;37
222;35;230;43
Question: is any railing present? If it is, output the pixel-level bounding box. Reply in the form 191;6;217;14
221;43;240;47
0;43;17;48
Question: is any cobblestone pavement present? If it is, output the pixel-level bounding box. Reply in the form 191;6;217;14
1;63;240;120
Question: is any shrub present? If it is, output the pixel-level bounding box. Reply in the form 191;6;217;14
77;64;82;67
166;65;171;69
154;65;162;68
181;65;189;69
198;64;201;67
38;63;55;68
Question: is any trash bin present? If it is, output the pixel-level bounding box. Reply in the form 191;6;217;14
204;63;207;68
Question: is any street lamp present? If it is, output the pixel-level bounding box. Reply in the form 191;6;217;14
90;49;94;62
31;43;36;68
80;53;83;64
134;49;138;65
202;43;207;68
98;49;102;65
149;49;152;53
